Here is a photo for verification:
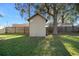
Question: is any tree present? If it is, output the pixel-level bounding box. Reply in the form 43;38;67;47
15;3;78;35
37;4;75;34
58;4;77;32
15;3;35;19
66;9;77;31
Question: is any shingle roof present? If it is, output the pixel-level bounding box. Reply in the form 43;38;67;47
27;13;47;22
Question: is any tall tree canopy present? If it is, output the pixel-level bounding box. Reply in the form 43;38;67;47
15;3;79;35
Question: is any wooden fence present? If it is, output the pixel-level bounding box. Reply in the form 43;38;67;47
46;26;79;34
0;28;5;34
5;27;29;35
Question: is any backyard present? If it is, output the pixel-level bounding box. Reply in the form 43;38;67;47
0;34;79;56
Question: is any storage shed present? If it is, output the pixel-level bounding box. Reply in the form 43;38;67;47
28;13;47;37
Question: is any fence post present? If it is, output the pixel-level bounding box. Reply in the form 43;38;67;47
15;27;16;33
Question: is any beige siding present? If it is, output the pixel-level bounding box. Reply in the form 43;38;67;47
30;15;46;37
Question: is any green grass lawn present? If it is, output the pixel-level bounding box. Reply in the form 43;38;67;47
0;34;79;56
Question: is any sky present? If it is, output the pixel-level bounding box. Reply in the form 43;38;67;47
0;3;29;27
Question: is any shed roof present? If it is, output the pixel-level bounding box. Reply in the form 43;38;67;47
27;13;47;22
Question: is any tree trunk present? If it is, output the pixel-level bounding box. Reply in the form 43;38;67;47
72;23;74;32
61;15;64;23
28;4;31;18
61;15;64;32
52;4;58;35
53;16;58;35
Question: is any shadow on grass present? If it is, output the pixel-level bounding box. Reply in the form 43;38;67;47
51;35;71;56
60;36;79;55
0;35;71;56
33;35;71;56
